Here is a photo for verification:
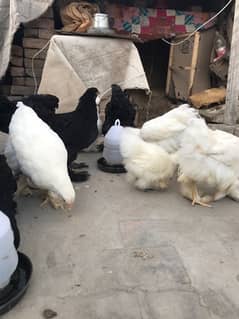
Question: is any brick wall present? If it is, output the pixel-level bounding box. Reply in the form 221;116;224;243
6;6;55;98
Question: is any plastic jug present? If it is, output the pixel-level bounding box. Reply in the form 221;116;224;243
103;119;123;165
0;212;18;289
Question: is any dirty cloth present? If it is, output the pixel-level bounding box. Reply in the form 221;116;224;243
0;0;53;79
38;35;150;112
106;4;217;41
60;2;99;33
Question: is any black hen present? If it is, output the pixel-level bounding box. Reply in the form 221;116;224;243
0;96;17;133
0;94;59;133
102;84;136;135
52;88;99;181
22;94;59;127
0;155;20;249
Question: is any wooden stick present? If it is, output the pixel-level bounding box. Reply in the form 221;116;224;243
225;0;239;125
166;43;174;96
188;32;200;97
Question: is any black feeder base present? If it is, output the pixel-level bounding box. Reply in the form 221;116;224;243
97;157;126;174
0;252;33;315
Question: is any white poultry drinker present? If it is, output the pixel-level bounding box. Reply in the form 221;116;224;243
0;212;18;289
103;119;123;165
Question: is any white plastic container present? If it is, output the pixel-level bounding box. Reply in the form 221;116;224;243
0;212;18;289
94;13;109;29
103;119;123;165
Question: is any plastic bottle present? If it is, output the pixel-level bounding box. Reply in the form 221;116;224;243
0;212;18;289
213;31;226;62
103;119;123;165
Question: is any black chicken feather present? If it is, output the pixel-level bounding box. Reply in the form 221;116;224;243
52;88;99;181
22;94;59;127
0;96;17;133
102;84;136;135
0;155;20;249
52;88;99;161
0;94;59;133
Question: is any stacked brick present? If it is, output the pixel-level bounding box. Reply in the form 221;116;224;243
9;7;55;97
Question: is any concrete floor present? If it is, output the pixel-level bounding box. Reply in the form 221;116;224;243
3;151;239;319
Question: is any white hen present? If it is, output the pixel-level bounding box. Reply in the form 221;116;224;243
175;117;239;206
120;127;176;190
140;104;239;206
140;104;199;153
6;102;75;210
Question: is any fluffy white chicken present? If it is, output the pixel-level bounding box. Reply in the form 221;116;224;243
175;117;239;206
140;104;199;153
140;104;239;206
5;101;75;210
120;127;176;190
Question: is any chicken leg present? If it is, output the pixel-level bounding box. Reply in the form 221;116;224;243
15;175;33;197
40;191;72;210
70;162;89;170
40;196;49;208
228;181;239;201
40;193;65;210
191;182;212;207
178;174;212;207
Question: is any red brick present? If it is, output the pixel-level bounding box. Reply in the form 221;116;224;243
10;56;23;67
25;68;42;77
25;18;54;30
38;29;55;39
11;45;23;57
24;48;47;59
12;77;25;86
24;58;45;69
11;85;34;96
24;28;39;38
10;67;25;77
24;77;41;87
23;38;49;49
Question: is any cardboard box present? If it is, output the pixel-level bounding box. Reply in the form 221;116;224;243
166;28;215;101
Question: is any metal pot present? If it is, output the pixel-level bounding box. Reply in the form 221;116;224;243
93;13;109;29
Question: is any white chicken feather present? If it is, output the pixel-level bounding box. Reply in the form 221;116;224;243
140;104;199;153
5;137;20;175
5;101;75;209
120;127;176;190
140;104;239;206
176;117;239;205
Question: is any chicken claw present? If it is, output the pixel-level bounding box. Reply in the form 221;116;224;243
40;195;64;210
192;198;212;208
40;197;49;207
68;169;90;182
191;183;212;208
70;162;89;170
16;175;33;197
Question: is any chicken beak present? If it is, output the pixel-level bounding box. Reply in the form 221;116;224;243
65;201;74;211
